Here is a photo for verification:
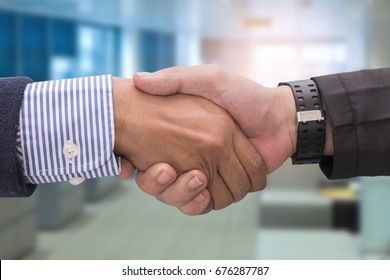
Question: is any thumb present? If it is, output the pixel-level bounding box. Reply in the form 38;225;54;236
134;64;264;142
133;69;183;96
133;65;227;101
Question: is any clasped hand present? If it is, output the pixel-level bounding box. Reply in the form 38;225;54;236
113;75;266;214
114;64;300;215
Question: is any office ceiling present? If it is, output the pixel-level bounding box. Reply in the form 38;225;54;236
0;0;374;39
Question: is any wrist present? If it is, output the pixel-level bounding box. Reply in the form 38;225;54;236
278;79;326;164
112;77;132;156
277;84;334;159
275;85;298;157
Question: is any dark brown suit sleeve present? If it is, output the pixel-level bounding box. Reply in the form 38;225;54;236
312;68;390;179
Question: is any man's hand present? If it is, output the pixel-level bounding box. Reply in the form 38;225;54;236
133;64;300;173
112;77;266;213
131;65;334;213
117;158;211;215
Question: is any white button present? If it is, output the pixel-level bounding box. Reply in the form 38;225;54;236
69;176;85;185
63;140;79;164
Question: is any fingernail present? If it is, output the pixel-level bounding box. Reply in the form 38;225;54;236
188;176;203;190
157;171;173;185
136;72;153;78
194;193;205;202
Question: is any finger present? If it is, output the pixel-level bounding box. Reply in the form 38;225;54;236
208;173;235;210
133;64;228;99
156;170;207;207
233;130;267;192
201;199;214;215
117;158;135;179
218;153;251;202
135;163;177;196
179;189;211;216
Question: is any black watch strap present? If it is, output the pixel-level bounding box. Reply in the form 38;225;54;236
278;79;326;164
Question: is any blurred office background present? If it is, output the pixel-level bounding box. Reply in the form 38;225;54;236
1;0;390;260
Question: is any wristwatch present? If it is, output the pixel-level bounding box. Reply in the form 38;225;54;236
278;79;326;164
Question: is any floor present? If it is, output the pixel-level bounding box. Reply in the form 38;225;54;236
257;229;359;260
23;179;259;260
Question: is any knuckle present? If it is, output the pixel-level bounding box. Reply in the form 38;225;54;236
136;177;163;196
206;64;229;91
135;177;155;195
207;120;234;151
249;154;267;186
251;152;264;170
232;184;250;202
207;64;225;78
207;63;222;72
227;169;251;203
189;170;207;184
167;66;183;74
208;135;227;151
246;151;267;192
259;175;267;190
252;175;267;192
213;198;233;210
200;204;213;215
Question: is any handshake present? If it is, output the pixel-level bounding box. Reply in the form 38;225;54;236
114;64;333;215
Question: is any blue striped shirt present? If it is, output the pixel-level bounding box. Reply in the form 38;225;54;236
16;75;120;185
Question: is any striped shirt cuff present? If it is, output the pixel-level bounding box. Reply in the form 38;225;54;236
18;75;120;184
15;128;30;183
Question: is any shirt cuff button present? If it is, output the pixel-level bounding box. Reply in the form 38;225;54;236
69;176;85;185
63;140;80;164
